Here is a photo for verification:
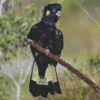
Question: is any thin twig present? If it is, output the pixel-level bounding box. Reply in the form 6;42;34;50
75;1;100;28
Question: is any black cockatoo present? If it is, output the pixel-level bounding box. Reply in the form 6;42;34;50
27;3;64;97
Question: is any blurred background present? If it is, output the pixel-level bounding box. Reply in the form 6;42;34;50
0;0;100;100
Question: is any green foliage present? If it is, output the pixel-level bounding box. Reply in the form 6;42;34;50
0;2;38;57
77;88;84;100
0;72;13;100
88;54;100;71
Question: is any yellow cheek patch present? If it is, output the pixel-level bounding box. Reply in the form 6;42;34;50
46;10;50;16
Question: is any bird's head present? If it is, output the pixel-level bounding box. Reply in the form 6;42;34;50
42;3;62;23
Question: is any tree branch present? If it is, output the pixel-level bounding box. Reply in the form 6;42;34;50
24;38;100;94
21;63;32;85
11;76;18;87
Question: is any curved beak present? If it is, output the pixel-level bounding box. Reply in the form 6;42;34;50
56;11;61;18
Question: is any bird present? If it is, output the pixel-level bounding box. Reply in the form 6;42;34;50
27;3;64;98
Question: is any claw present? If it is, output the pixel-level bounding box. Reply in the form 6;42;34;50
25;39;33;44
44;49;50;55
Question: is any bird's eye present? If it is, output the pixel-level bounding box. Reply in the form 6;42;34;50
52;9;56;12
